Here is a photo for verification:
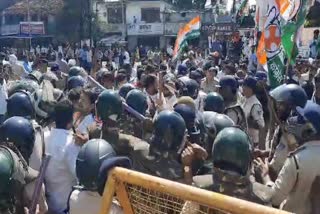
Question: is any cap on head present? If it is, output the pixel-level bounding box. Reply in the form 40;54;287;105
242;76;257;91
216;75;238;90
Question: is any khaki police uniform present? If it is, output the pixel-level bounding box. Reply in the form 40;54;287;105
195;90;207;112
242;95;265;145
193;168;271;205
224;103;248;131
267;141;320;214
269;125;298;175
201;78;218;94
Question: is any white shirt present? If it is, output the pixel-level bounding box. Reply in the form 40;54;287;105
195;90;207;112
87;50;92;63
76;114;95;135
45;128;80;214
0;79;8;115
309;38;319;59
29;120;44;171
69;190;123;214
123;51;130;64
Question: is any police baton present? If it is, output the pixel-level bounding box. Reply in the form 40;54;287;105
87;75;146;121
29;155;51;214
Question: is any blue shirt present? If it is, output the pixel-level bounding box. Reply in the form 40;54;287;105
23;61;32;73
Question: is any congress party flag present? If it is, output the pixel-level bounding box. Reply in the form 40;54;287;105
173;16;201;59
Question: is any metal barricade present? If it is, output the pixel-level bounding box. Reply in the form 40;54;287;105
99;167;292;214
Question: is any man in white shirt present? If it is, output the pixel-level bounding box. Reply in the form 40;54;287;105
309;29;319;59
56;52;69;74
0;63;7;125
45;100;80;214
121;47;130;65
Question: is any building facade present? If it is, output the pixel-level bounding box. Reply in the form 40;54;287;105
125;0;171;51
93;0;126;44
0;0;62;37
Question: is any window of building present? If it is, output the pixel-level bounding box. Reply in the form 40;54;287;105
107;7;123;24
141;8;160;23
5;15;23;25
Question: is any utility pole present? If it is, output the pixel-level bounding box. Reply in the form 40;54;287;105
89;0;92;47
27;0;31;50
121;0;126;40
80;0;84;46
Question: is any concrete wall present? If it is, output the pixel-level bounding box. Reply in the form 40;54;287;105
126;1;168;24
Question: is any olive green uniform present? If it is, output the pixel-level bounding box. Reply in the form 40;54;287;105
193;168;271;205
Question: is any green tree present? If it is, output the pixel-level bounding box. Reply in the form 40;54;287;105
55;0;91;43
166;0;206;10
305;2;320;27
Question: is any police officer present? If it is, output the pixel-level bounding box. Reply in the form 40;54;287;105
177;77;206;111
68;66;86;78
255;71;271;149
256;101;320;213
0;117;47;213
201;111;234;153
241;76;265;147
7;78;39;97
67;76;85;91
120;89;149;139
118;83;135;99
199;111;234;174
88;90;147;156
174;103;201;144
31;88;58;126
266;84;308;175
203;92;224;113
26;70;43;85
6;91;44;171
185;127;270;205
68;139;130;214
131;110;186;181
216;75;247;130
6;91;35;119
0;146;32;214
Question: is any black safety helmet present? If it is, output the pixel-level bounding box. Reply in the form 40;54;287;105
96;90;123;122
0;116;35;161
204;92;224;113
177;76;200;99
126;89;148;116
67;75;85;91
212;127;252;176
7;91;35;119
152;110;186;152
68;66;83;78
76;139;116;190
118;83;135;98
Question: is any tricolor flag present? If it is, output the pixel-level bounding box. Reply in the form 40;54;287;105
173;16;201;59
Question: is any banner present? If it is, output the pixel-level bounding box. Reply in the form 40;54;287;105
173;16;201;59
280;0;314;65
20;22;45;35
264;0;285;88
